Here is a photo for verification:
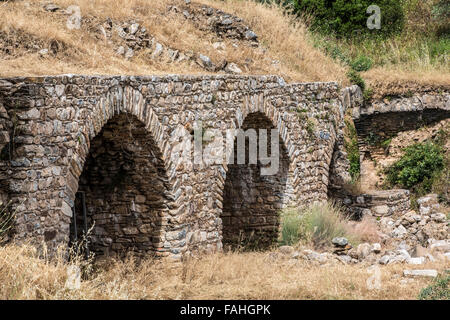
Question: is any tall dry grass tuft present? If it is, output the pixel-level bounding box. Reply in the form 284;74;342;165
279;202;362;249
346;215;382;244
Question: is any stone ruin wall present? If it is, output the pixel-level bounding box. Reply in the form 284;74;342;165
333;86;449;218
0;74;348;258
353;90;450;164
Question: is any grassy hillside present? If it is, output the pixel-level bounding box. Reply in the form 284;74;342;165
303;0;449;95
0;0;347;83
1;0;448;94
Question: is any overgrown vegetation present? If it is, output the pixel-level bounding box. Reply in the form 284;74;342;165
0;242;448;299
279;202;360;248
385;142;444;192
300;0;449;92
292;0;405;38
344;120;360;181
418;272;450;300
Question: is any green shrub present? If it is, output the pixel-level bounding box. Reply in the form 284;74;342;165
293;0;405;38
386;142;444;191
431;0;450;38
347;70;366;91
431;153;450;205
418;272;450;300
279;208;303;246
350;55;373;72
0;201;14;243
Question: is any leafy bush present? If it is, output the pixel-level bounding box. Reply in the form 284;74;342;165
350;55;373;72
431;0;450;38
347;70;366;91
419;272;449;300
386;142;444;191
279;202;360;248
293;0;405;38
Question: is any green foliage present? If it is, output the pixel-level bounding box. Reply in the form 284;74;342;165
279;202;360;248
431;0;450;38
363;87;373;102
431;147;450;205
419;272;450;300
293;0;405;38
386;142;444;191
350;55;373;72
306;118;316;137
347;70;365;91
279;208;302;246
380;138;392;150
345;120;360;181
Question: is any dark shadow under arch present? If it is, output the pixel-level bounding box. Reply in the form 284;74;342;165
221;112;290;251
70;113;172;258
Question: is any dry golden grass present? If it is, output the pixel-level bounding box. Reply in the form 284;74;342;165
363;68;450;99
0;0;347;83
346;216;381;244
0;243;448;300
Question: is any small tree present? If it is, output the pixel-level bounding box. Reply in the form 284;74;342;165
293;0;405;38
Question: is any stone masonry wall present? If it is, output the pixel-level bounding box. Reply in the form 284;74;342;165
0;74;344;258
352;91;450;161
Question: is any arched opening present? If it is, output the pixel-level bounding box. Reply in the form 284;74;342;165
221;112;290;251
69;113;172;258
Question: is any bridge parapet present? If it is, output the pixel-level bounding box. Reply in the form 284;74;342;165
0;74;344;257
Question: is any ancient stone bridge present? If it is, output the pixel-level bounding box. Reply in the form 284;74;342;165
0;75;348;258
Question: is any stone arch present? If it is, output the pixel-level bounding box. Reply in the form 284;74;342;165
219;95;295;250
64;86;178;257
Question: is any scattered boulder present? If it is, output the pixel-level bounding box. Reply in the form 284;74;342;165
302;249;329;264
197;54;215;71
429;239;450;253
279;245;294;255
224;62;242;74
244;30;257;41
212;42;226;50
332;237;348;247
43;4;59;12
406;257;426;265
124;48;134;59
392;225;407;238
356;243;371;260
371;243;381;253
379;255;391;265
116;46;125;55
403;269;438;278
336;255;352;264
38;48;49;57
152;43;164;58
